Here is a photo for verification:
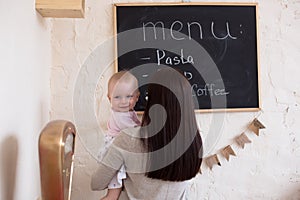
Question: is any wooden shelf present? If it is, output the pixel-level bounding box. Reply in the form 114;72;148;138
36;0;85;18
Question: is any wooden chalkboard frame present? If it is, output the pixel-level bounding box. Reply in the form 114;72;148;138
113;2;261;113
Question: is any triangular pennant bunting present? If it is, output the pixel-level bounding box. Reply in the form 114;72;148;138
235;133;252;149
221;145;236;161
201;118;265;174
205;154;221;170
248;118;265;136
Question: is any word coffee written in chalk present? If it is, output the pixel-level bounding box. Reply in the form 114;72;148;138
192;83;229;97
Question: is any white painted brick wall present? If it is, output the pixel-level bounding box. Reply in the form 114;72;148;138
50;0;300;199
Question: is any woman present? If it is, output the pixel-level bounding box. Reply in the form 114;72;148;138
91;68;203;200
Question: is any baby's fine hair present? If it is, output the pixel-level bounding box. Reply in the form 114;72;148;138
107;70;139;96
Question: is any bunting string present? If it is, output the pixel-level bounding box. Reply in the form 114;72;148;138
201;113;266;172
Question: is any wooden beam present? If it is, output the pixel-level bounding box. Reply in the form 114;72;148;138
36;0;85;18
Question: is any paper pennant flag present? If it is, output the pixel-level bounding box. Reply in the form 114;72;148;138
221;145;236;161
235;132;252;149
205;154;221;170
248;118;266;136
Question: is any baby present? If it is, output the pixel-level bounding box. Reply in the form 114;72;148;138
99;71;140;200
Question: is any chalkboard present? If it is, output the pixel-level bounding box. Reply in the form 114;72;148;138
114;3;260;112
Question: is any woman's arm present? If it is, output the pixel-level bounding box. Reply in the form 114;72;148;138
91;163;118;190
91;143;124;190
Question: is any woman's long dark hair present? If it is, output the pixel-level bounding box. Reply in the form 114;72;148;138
141;68;203;181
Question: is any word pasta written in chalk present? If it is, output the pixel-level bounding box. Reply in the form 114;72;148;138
156;49;194;66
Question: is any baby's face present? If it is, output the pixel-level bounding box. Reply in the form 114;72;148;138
109;82;139;112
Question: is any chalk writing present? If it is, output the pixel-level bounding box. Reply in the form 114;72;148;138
184;71;193;80
156;49;194;66
143;20;238;41
211;22;237;40
192;83;229;97
141;57;151;60
140;70;229;98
